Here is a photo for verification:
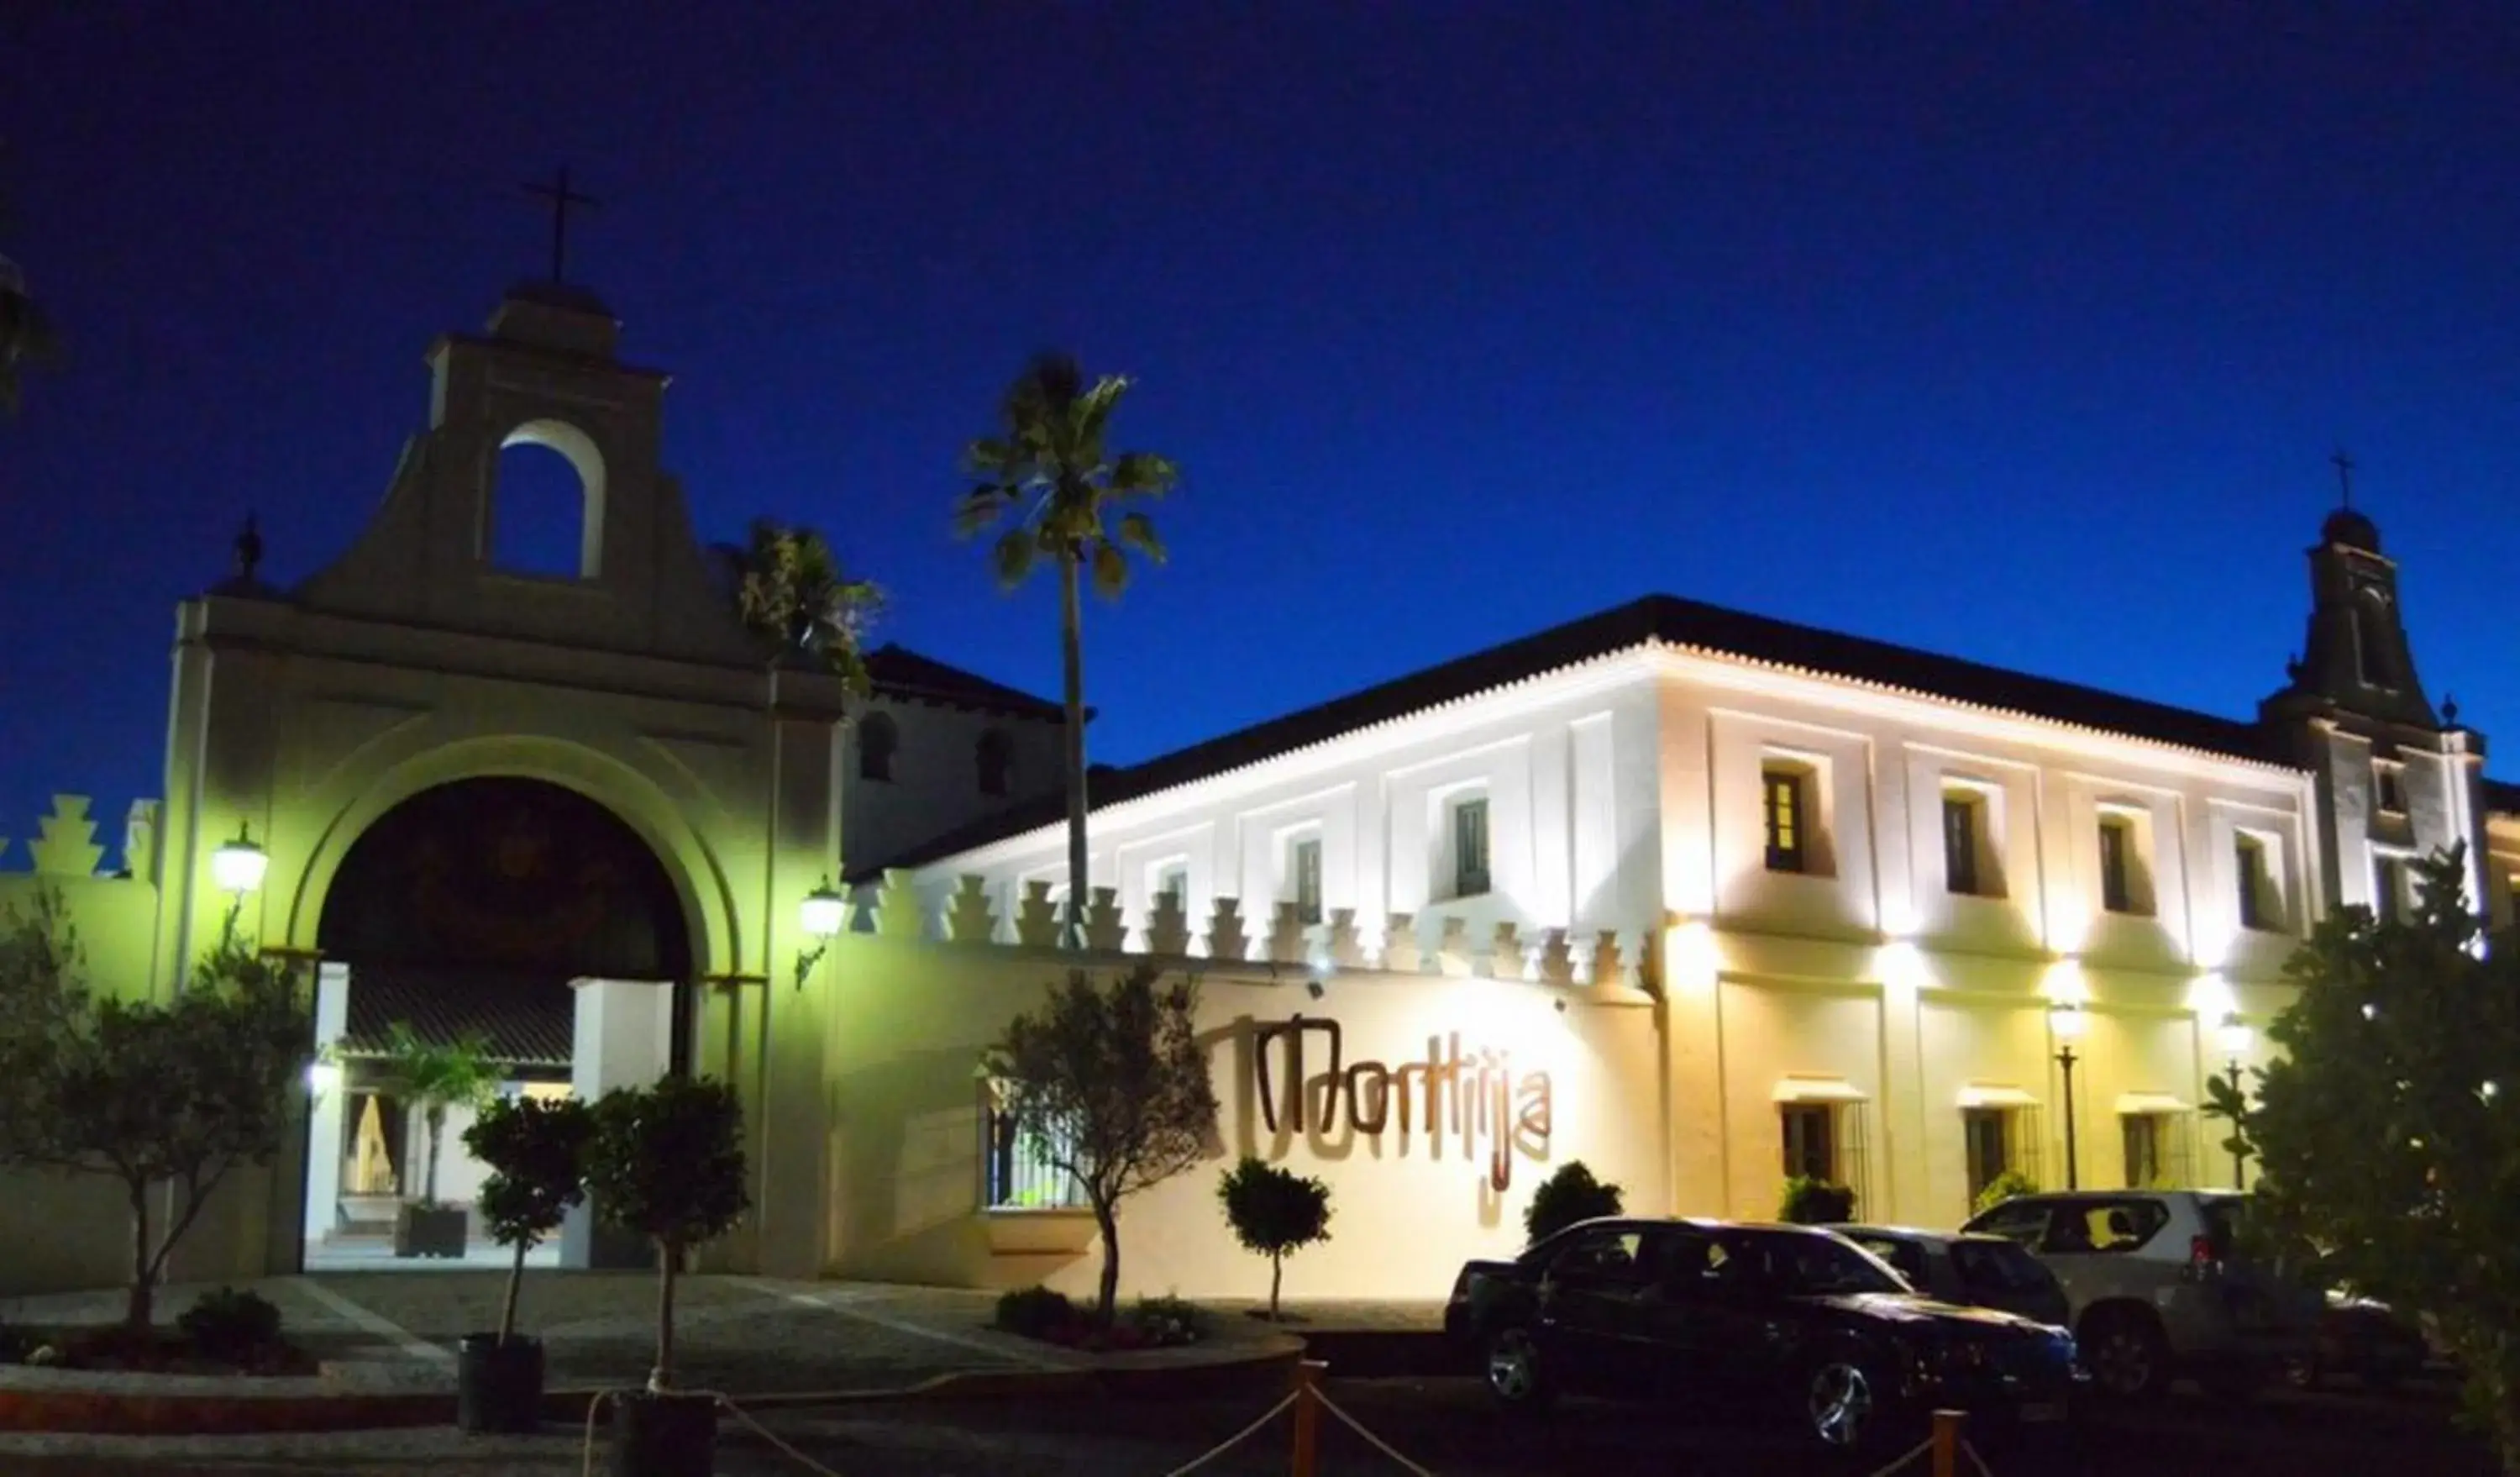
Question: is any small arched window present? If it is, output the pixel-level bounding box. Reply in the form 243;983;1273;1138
858;712;899;783
977;729;1015;797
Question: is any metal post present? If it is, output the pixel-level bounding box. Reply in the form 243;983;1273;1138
1290;1359;1326;1477
2057;1045;2081;1190
1931;1408;1967;1477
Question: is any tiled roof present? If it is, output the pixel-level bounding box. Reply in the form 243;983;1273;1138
866;644;1066;722
858;593;2302;880
335;969;577;1070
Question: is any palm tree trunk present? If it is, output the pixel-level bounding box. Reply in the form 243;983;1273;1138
1058;546;1090;952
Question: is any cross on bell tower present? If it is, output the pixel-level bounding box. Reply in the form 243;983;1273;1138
521;166;599;284
2331;448;2355;511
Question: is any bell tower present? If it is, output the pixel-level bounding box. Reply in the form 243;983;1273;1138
291;281;756;667
2260;485;2490;914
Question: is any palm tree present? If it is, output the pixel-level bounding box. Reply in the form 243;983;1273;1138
956;352;1179;950
730;518;884;695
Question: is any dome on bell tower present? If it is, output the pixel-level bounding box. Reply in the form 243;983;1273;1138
2322;506;2382;555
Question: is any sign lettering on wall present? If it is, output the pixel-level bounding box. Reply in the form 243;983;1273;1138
1250;1013;1553;1191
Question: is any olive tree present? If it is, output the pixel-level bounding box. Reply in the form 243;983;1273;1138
0;891;307;1330
985;964;1219;1322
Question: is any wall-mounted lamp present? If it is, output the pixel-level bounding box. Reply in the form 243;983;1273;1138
213;823;269;896
795;878;846;991
306;1058;343;1099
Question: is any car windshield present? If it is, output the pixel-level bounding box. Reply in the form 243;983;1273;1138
1721;1230;1908;1296
1953;1238;2053;1294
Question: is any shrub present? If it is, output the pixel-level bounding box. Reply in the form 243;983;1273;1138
1971;1169;2039;1218
1216;1156;1333;1318
995;1285;1078;1339
177;1287;283;1364
1524;1161;1625;1244
1778;1176;1856;1225
1128;1294;1205;1348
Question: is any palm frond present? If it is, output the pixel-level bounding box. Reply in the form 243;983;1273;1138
993;527;1040;588
954;483;1021;539
1089;540;1131;600
1109;450;1179;497
1115;511;1167;564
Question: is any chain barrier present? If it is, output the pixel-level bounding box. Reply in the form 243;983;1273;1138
1859;1436;1937;1477
1962;1438;1998;1477
577;1385;848;1477
1310;1389;1438;1475
1158;1391;1301;1477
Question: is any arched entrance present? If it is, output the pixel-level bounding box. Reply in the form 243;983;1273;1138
305;777;694;1268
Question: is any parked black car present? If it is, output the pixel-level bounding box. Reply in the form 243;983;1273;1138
1445;1217;2084;1452
1833;1224;2072;1327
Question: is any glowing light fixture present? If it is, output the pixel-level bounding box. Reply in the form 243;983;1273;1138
306;1059;343;1098
212;823;269;895
2215;1014;2253;1059
801;880;848;941
2046;1001;2088;1043
794;878;846;991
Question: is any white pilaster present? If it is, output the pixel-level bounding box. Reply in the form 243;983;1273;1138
301;961;351;1244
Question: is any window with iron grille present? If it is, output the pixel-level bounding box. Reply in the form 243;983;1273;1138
1962;1107;2011;1201
1781;1104;1836;1181
2118;1112;2192;1191
983;1089;1089;1211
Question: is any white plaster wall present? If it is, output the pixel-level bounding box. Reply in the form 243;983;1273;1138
823;936;1667;1301
844;696;1064;875
913;654;1666;961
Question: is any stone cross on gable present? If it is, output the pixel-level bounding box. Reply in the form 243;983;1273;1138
521;166;599;283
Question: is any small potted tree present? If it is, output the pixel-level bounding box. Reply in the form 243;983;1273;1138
1216;1156;1331;1321
381;1022;501;1259
584;1075;750;1477
456;1093;592;1433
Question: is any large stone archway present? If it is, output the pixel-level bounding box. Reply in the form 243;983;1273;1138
304;777;696;1267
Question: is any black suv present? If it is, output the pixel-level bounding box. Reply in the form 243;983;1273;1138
1445;1217;2084;1452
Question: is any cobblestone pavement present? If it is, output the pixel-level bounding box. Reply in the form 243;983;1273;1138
1;1371;2497;1477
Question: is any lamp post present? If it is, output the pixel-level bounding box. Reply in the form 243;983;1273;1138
2049;1001;2087;1190
211;823;269;947
2216;1014;2253;1189
794;878;846;991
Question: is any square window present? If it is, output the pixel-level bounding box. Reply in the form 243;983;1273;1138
1153;864;1189;907
2122;1115;2171;1190
1764;766;1809;874
1289;836;1323;925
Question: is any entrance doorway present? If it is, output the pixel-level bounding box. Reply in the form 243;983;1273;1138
302;777;693;1270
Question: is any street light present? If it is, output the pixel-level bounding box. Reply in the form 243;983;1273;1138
2049;1001;2088;1190
2217;1014;2253;1189
794;878;846;991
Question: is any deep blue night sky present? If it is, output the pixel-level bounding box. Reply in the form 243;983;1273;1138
5;4;2517;849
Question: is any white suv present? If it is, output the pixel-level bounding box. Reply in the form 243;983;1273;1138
1961;1191;2320;1400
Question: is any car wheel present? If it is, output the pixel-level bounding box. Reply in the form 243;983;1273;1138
2081;1311;2171;1401
1484;1327;1551;1410
1804;1358;1880;1450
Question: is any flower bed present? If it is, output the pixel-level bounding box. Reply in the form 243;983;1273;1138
1;1287;315;1378
994;1287;1205;1353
